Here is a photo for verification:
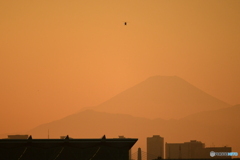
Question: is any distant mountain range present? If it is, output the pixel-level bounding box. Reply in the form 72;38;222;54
2;76;238;157
87;76;230;119
26;105;240;157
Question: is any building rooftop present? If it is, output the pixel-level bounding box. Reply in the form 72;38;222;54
0;135;138;160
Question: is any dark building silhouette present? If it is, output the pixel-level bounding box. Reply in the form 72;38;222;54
115;135;133;160
138;147;142;160
202;147;232;159
166;140;232;159
0;135;137;160
147;135;164;160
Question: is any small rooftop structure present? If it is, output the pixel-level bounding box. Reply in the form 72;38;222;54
7;135;29;139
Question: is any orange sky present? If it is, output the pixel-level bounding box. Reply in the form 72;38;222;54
0;0;240;134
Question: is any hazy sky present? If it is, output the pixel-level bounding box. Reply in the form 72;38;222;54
0;0;240;134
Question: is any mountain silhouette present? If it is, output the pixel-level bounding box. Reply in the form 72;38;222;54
2;76;237;157
88;76;230;119
26;110;157;139
25;105;240;157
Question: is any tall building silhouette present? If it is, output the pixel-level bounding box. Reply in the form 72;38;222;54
138;148;142;160
147;135;164;160
166;140;204;159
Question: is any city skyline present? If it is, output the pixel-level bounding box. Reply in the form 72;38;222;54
1;103;239;158
2;134;236;159
0;76;239;157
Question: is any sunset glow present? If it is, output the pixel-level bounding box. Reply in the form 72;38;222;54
0;1;240;156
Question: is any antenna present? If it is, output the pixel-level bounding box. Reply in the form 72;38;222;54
48;129;49;139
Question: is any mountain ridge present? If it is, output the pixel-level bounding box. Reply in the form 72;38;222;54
90;75;230;119
24;105;240;157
